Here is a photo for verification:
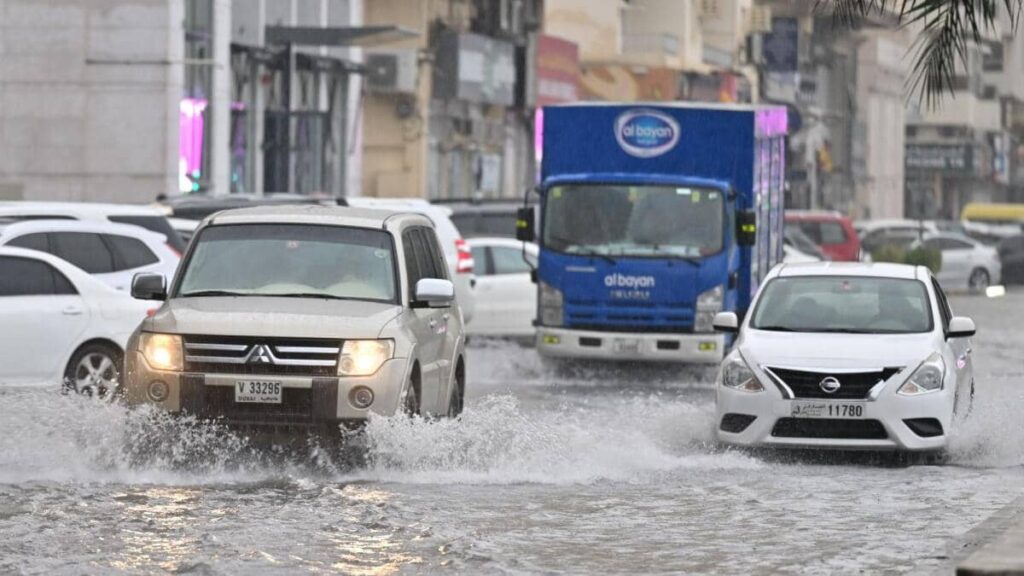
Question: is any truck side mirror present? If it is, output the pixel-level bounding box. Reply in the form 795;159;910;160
516;206;536;242
736;210;757;247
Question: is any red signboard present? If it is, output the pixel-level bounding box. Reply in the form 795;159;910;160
536;35;579;106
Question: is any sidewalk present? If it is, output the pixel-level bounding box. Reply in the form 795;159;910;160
957;497;1024;575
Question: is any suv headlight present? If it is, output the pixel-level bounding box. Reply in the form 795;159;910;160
695;285;724;333
898;353;946;396
339;340;394;377
720;355;763;392
539;280;564;327
139;333;183;371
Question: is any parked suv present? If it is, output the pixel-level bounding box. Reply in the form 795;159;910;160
124;206;467;432
785;211;860;261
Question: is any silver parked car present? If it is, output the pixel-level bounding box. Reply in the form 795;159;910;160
123;205;467;432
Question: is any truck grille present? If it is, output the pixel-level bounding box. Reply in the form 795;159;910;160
765;367;903;400
183;336;340;377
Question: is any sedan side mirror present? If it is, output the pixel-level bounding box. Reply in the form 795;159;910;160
414;278;455;308
947;316;976;339
131;273;167;301
713;311;739;333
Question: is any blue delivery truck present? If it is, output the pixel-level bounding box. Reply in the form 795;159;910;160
516;102;788;364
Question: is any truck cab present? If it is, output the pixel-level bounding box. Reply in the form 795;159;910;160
520;103;788;364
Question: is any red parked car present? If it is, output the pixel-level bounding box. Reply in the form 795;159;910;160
784;211;861;261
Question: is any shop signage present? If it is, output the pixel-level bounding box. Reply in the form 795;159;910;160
434;31;516;106
535;35;579;106
905;143;974;172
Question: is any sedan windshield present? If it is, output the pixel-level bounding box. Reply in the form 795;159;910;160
543;184;724;258
751;276;933;334
177;224;397;303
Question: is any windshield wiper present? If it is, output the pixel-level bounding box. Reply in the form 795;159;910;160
547;234;616;264
629;242;701;266
179;290;251;298
262;292;358;301
813;328;874;334
755;325;798;332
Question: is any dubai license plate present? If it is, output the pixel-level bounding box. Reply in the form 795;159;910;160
790;401;864;419
614;339;640;353
234;380;282;404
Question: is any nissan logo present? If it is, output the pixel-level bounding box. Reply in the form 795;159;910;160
819;377;841;394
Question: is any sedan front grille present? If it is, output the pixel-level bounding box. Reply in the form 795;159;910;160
765;367;903;400
183;336;340;377
771;418;888;440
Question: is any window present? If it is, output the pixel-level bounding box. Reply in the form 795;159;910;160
751;276;933;334
104;235;159;270
471;246;490;275
421;229;449;280
7;233;49;252
931;278;952;332
819;222;848;245
491;246;533;275
0;256;76;296
177;224;397;303
403;230;423;300
108;216;186;252
50;232;115;273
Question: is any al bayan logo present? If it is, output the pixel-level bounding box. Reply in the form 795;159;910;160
614;109;680;158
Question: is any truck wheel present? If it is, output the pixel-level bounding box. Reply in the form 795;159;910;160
64;343;122;398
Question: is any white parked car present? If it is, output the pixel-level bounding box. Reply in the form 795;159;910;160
467;238;537;338
124;206;467;429
783;244;822;263
0;201;187;254
168;218;200;245
0;219;180;292
342;197;476;323
914;233;1001;293
0;247;156;391
713;262;975;453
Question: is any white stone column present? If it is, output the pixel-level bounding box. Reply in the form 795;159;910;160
210;0;232;196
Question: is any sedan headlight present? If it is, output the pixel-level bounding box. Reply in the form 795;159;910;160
720;355;764;392
139;333;183;371
539;280;564;327
898;353;946;396
339;340;394;377
695;285;724;333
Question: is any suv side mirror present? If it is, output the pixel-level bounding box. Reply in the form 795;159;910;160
516;206;536;242
947;316;976;339
414;278;455;308
713;311;739;333
736;210;756;247
132;273;167;301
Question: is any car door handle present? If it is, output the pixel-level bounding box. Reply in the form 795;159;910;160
428;319;438;329
62;305;84;316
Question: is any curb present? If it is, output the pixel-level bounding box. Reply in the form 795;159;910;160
957;497;1024;575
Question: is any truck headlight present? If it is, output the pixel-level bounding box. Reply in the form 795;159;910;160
898;353;945;396
139;333;183;371
539;280;564;327
695;285;724;333
720;355;763;392
339;340;394;377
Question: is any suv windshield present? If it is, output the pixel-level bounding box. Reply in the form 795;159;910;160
177;224;397;303
543;184;724;258
751;276;933;334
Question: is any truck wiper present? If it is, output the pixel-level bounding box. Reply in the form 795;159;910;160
630;243;700;266
179;290;250;298
547;234;616;264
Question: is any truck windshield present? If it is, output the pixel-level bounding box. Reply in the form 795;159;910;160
750;276;933;334
543;184;725;258
176;224;397;303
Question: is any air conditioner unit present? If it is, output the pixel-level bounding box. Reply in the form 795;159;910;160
699;0;720;19
750;6;773;33
365;50;418;94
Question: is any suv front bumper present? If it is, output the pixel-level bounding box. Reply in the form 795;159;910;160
535;327;725;364
125;351;410;427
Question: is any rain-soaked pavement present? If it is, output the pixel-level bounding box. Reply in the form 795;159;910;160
1;294;1022;574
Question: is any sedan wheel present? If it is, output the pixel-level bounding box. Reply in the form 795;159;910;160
64;345;122;397
968;268;990;293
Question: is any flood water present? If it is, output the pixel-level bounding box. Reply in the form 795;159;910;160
1;294;1022;574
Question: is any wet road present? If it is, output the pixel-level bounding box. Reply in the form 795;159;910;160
1;293;1023;574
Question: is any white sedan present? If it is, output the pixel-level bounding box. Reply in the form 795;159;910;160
466;238;537;338
915;233;1001;293
0;219;180;292
713;262;975;453
0;247;157;392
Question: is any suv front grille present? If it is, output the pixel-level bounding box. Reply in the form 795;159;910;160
766;367;903;400
179;375;339;426
183;336;340;377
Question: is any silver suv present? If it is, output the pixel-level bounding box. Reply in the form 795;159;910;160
124;206;467;431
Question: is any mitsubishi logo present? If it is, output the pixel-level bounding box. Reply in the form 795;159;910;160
246;344;274;365
819;376;841;394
